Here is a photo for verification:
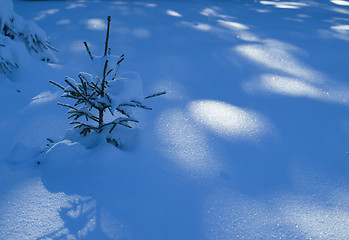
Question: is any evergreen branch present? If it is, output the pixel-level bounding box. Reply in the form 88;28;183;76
84;41;93;60
130;100;152;110
137;105;152;110
46;41;58;52
49;80;65;90
67;108;100;123
90;82;103;95
130;100;141;104
102;118;138;128
65;78;99;109
119;103;136;108
145;91;167;99
64;79;83;96
109;123;117;133
58;102;78;110
118;122;132;129
106;68;113;76
115;108;130;117
81;128;91;136
77;74;85;85
117;57;124;65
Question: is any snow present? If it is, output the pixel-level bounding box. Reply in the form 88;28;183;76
1;0;349;239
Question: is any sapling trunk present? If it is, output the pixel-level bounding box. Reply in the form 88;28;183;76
98;59;109;129
97;16;111;130
104;16;111;56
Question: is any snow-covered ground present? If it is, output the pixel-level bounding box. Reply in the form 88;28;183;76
1;0;349;239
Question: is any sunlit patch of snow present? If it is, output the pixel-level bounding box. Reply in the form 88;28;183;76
318;28;349;41
56;19;71;25
237;32;261;42
34;9;60;21
146;3;157;7
278;190;349;240
235;40;322;82
331;24;349;31
188;100;269;140
30;91;59;105
156;108;221;177
218;20;249;30
259;1;308;9
243;74;349;104
201;8;220;17
66;3;86;9
134;2;157;7
166;10;182;17
132;28;150;38
200;7;233;19
283;202;349;239
260;75;321;98
331;0;349;6
0;177;76;239
181;21;213;32
253;8;272;13
86;18;106;31
215;19;259;42
275;4;300;9
193;23;212;31
330;7;349;15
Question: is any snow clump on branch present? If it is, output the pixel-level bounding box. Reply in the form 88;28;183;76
0;0;56;74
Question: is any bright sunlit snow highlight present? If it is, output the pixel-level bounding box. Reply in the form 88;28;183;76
235;40;322;82
166;10;182;17
30;91;58;105
331;0;349;6
218;20;249;30
86;18;106;30
331;24;349;31
260;75;321;98
259;1;308;9
188;100;269;139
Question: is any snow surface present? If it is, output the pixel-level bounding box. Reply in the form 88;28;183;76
1;0;349;239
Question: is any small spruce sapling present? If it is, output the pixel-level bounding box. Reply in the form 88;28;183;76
50;16;165;148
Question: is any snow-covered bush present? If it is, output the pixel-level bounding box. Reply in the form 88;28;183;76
51;16;165;149
0;0;56;74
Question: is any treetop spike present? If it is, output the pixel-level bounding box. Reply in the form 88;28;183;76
104;16;111;56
